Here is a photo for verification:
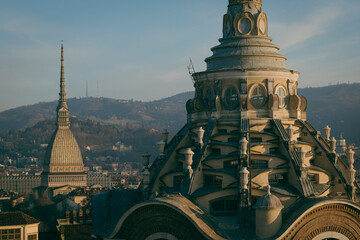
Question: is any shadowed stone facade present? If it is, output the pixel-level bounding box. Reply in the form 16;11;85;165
92;1;360;239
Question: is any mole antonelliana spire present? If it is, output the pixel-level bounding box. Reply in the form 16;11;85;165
57;41;70;128
41;42;86;188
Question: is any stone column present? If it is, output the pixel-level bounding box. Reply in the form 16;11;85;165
347;147;356;187
183;148;194;178
298;147;309;179
239;137;249;156
196;127;205;147
330;137;336;153
162;129;169;144
157;140;165;156
287;124;295;142
142;152;151;192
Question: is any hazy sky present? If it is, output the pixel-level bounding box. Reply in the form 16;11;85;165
0;0;359;112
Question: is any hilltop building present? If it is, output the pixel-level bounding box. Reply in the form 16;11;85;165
92;0;360;239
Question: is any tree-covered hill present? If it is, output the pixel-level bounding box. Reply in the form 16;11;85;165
0;92;193;134
0;83;359;145
300;83;360;145
0;118;162;163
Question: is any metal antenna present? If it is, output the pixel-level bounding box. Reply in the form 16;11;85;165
187;58;196;85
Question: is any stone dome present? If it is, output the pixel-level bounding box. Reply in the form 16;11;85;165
43;128;84;173
254;186;284;210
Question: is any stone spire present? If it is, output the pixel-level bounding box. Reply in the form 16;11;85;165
57;41;70;128
41;41;86;188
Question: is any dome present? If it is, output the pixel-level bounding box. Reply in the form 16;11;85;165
44;128;84;173
254;186;284;210
206;37;286;71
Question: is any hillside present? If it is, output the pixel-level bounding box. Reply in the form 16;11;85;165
0;84;359;144
0;118;161;163
0;91;193;134
300;83;360;144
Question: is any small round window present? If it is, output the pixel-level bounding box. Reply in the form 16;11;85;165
223;87;239;110
238;18;251;34
250;85;267;108
276;86;287;108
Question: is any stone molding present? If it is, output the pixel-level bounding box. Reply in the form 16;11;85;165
279;201;360;240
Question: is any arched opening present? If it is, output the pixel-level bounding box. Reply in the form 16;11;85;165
313;231;349;240
223;86;239;110
275;86;287;108
210;195;237;216
115;204;206;240
145;232;179;240
250;84;267;108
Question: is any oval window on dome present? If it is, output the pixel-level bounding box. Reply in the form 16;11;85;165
203;88;214;111
238;18;251;34
258;19;266;34
223;87;239;110
275;86;287;108
250;85;267;108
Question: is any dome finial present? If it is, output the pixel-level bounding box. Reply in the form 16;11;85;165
267;185;271;195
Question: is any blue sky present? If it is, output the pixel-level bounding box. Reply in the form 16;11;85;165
0;0;359;112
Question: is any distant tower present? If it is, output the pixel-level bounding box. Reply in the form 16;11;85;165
86;81;88;98
337;133;347;155
41;41;87;188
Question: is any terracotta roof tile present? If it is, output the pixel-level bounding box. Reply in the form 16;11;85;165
0;211;39;226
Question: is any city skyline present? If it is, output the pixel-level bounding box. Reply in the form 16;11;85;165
0;0;360;112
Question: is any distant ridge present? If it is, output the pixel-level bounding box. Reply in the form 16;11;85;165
0;84;359;144
300;83;360;144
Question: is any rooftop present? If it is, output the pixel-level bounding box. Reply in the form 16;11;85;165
0;211;39;226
